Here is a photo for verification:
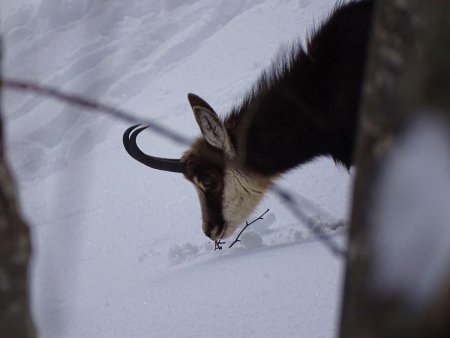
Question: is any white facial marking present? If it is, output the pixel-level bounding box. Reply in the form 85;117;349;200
221;167;270;239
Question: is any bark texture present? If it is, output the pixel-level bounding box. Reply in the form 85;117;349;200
0;43;35;337
339;0;450;337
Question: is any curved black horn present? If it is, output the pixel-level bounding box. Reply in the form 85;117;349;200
123;125;185;173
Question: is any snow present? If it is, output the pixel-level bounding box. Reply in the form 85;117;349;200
1;1;351;337
369;116;450;311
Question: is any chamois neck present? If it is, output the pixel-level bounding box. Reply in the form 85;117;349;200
225;50;328;175
225;0;373;176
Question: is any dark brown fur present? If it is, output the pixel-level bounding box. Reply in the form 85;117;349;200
225;0;374;175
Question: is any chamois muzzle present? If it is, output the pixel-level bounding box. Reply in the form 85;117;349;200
123;124;185;173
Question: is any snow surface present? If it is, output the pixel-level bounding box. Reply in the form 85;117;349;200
2;1;352;337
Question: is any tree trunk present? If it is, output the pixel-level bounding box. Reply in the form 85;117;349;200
339;0;450;337
0;42;36;337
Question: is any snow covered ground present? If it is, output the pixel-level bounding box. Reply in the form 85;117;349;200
2;1;352;337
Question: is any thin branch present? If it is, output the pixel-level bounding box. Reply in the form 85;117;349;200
1;78;192;146
271;185;347;257
214;240;226;251
228;208;270;248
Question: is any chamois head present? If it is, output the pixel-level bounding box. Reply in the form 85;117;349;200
123;94;271;240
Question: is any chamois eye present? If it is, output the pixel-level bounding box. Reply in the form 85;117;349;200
200;172;218;189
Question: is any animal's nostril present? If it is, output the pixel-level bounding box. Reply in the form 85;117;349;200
204;224;224;240
204;227;212;239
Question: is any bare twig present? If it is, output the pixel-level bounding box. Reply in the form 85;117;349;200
213;209;269;250
214;240;226;251
1;78;192;146
228;209;270;248
271;185;347;257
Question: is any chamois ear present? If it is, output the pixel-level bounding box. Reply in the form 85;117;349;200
187;93;234;156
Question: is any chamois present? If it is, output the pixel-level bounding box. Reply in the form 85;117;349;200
123;0;374;240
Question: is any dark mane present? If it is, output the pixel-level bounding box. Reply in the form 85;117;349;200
233;44;306;112
225;44;307;138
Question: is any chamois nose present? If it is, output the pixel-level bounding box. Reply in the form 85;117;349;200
204;227;212;239
203;224;223;240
